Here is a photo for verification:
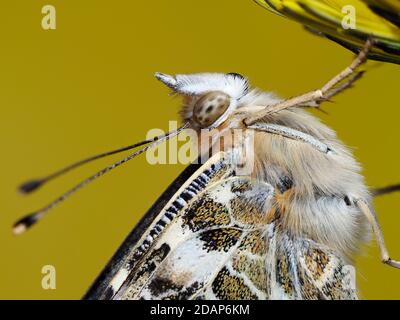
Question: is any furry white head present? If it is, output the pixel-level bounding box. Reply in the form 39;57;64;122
155;72;249;99
155;72;252;129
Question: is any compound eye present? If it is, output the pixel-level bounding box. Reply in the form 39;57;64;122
193;91;231;128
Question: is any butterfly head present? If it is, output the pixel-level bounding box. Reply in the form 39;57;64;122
155;72;249;129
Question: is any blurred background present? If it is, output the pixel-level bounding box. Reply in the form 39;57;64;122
0;0;399;299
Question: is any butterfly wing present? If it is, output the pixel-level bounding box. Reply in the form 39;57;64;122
84;151;238;299
255;0;400;64
364;0;400;27
83;161;202;299
84;151;274;299
84;150;357;300
266;224;357;299
118;175;277;300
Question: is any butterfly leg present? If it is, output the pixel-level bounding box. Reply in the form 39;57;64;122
293;70;365;109
355;199;400;269
319;70;365;102
244;39;373;126
247;123;333;154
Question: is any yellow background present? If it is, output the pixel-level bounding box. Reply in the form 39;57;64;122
0;1;399;299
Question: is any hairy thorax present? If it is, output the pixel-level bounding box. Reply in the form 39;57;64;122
183;93;370;261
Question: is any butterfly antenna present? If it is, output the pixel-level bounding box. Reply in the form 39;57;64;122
18;136;171;194
373;184;400;197
13;123;189;235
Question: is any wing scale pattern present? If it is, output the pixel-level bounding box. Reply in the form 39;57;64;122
85;151;357;300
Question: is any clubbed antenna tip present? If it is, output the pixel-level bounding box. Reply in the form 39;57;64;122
12;213;40;235
19;179;44;194
14;123;189;234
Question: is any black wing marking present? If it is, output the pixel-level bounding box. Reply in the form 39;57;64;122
83;152;234;299
83;162;201;299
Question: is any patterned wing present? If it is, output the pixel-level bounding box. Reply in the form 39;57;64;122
264;223;357;300
255;0;400;64
127;173;280;300
83;151;239;299
84;150;357;300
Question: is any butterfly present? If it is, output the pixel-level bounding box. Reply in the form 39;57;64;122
255;0;400;65
15;40;400;299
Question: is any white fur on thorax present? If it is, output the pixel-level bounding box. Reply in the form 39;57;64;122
252;91;369;258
